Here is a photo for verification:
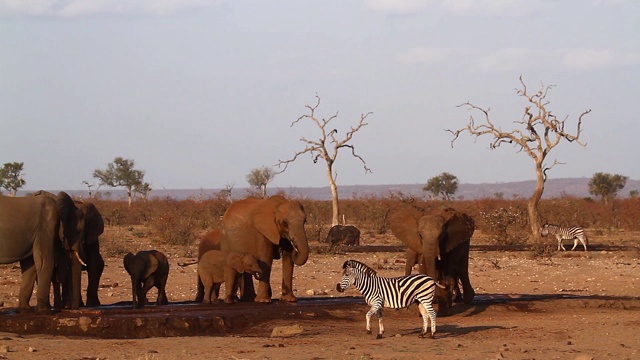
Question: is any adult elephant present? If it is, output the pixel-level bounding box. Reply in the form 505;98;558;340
0;193;82;312
389;207;475;316
30;191;104;309
73;199;105;307
220;195;309;303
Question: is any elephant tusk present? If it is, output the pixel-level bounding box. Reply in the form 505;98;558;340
288;239;299;254
73;251;87;267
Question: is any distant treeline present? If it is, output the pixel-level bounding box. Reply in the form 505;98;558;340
89;194;639;249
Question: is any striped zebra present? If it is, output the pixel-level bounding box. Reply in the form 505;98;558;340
540;223;588;251
335;259;444;339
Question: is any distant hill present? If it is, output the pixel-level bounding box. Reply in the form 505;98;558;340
20;178;640;201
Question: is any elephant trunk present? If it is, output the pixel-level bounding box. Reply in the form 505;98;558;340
70;249;83;309
131;276;138;309
291;238;309;266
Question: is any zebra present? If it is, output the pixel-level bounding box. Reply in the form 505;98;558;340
540;223;588;251
335;259;444;339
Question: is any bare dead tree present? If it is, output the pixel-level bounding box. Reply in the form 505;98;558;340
277;95;372;226
447;76;590;238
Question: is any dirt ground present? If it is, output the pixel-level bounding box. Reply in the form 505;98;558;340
0;228;638;360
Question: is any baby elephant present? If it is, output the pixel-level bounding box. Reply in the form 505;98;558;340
123;250;170;309
198;250;263;304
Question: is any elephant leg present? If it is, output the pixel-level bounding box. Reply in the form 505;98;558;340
280;251;297;302
212;283;222;304
33;250;54;313
156;286;168;306
85;253;104;307
158;272;169;305
223;269;239;304
138;278;155;307
459;271;475;304
18;258;37;312
240;272;257;302
404;249;419;276
195;275;205;303
255;266;273;303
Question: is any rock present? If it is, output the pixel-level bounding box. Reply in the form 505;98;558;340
305;289;328;296
28;347;36;352
574;356;594;360
0;345;8;353
270;325;304;338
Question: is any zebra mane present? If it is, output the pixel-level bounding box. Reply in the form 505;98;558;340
342;260;377;277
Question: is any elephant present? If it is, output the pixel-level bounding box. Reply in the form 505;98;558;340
29;191;105;309
198;250;263;304
220;195;309;303
123;250;169;309
73;199;105;307
326;225;361;249
389;207;475;316
0;194;66;312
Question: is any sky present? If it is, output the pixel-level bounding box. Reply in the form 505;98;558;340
1;0;639;192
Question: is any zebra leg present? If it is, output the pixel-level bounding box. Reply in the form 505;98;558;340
418;302;437;338
570;238;579;251
579;236;588;251
558;237;566;251
376;308;384;339
365;307;375;335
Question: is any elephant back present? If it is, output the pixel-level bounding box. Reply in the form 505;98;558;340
440;208;475;253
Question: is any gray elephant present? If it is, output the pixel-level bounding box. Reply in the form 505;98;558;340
123;250;169;309
326;225;361;249
29;191;105;309
0;193;83;312
198;250;263;304
389;207;475;316
220;195;309;303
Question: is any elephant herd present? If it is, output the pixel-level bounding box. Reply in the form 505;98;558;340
0;191;104;313
0;191;474;317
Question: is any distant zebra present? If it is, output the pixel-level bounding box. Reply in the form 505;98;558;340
540;223;588;251
335;259;444;339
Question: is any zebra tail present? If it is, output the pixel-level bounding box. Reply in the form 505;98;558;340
435;281;446;289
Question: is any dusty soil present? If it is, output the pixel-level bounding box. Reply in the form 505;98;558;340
0;228;638;360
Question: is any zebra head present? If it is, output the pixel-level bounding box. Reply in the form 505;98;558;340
540;223;555;237
336;260;376;292
336;264;355;292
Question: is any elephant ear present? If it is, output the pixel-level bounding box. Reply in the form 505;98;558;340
441;208;475;253
253;198;285;245
123;252;135;273
56;192;76;222
388;208;424;253
143;253;159;279
79;201;104;245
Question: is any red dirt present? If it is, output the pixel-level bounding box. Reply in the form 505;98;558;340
0;228;638;359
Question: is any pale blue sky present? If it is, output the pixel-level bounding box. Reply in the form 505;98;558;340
1;0;638;191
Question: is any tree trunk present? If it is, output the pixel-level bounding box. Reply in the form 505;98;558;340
127;188;133;207
326;163;339;226
528;162;545;240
